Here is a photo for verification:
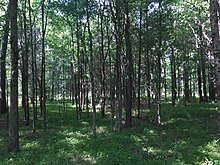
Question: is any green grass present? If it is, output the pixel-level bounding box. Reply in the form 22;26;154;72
0;103;220;164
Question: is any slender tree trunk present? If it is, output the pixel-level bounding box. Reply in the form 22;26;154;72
0;6;9;115
184;45;189;105
171;46;176;107
163;61;167;100
209;64;216;101
28;0;36;132
197;57;203;102
8;0;19;152
199;24;208;102
87;0;96;136
100;1;106;118
156;0;162;126
137;3;142;119
76;19;81;120
109;0;123;131
210;0;220;138
22;0;29;126
124;0;133;128
41;0;47;129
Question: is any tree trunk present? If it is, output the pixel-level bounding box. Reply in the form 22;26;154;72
100;1;106;118
171;46;176;107
197;57;203;102
156;0;162;126
87;0;96;137
41;0;47;129
208;64;216;101
22;0;29;126
28;0;36;132
210;0;220;138
8;0;19;152
124;0;133;128
137;3;142;119
76;19;81;120
0;6;9;115
199;24;208;102
110;0;123;131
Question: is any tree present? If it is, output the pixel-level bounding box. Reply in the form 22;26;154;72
0;4;9;115
137;1;142;118
21;0;29;126
8;0;19;152
86;0;96;136
28;0;36;132
124;0;133;128
113;0;123;131
210;0;220;138
41;0;47;129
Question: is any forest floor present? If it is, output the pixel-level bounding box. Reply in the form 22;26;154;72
0;102;220;164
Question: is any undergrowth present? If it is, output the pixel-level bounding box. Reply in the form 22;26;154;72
0;103;219;164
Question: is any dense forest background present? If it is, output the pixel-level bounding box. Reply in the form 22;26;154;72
0;0;220;164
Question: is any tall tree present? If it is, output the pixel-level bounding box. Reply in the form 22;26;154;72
28;0;36;132
171;46;176;106
137;2;142;119
210;0;220;138
124;0;133;128
22;0;29;126
156;0;162;126
114;0;123;131
41;0;47;129
8;0;19;152
0;5;9;115
87;0;96;136
99;0;106;118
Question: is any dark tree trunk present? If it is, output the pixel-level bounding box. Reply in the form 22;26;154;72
209;64;216;101
197;58;203;102
0;6;9;115
163;61;167;100
76;19;82;120
41;0;47;129
110;0;123;131
199;24;208;102
28;0;36;132
210;0;220;138
171;46;176;107
184;45;189;105
8;0;19;152
137;3;142;119
87;0;96;137
22;0;29;126
100;1;106;118
124;0;133;128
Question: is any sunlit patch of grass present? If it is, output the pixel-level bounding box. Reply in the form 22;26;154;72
0;102;219;164
196;140;220;164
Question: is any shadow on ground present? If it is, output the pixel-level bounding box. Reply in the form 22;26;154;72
0;103;219;164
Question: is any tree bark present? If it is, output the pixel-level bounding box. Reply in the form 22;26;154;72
171;46;176;107
8;0;19;152
99;1;106;118
0;5;9;115
156;0;162;126
28;0;36;132
137;2;142;119
41;0;47;129
124;0;133;128
110;0;123;131
22;0;29;126
87;0;96;137
210;0;220;138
